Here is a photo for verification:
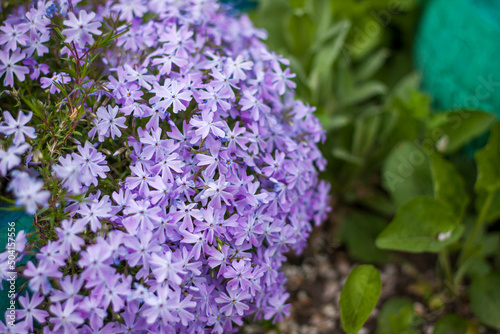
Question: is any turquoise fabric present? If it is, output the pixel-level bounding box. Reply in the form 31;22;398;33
0;209;35;322
414;0;500;117
221;0;256;10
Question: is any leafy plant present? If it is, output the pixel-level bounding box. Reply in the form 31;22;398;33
252;0;500;332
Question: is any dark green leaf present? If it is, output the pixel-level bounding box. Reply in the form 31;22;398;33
429;154;469;219
376;297;419;334
428;110;495;154
470;272;500;329
433;314;468;334
382;142;433;206
341;212;391;263
376;196;462;253
475;122;500;223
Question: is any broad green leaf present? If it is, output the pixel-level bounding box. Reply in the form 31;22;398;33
341;212;391;263
376;297;419;334
475;122;500;223
376;196;462;253
382;142;433;206
428;110;495;154
470;272;500;329
340;265;381;334
429;154;469;219
433;314;468;334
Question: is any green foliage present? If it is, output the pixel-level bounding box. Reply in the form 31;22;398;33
376;297;420;334
469;272;500;329
341;211;390;263
433;314;468;334
340;265;381;334
376;196;462;253
252;0;500;330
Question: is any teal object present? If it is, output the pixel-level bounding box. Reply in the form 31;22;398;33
221;0;256;11
415;0;500;117
0;209;35;323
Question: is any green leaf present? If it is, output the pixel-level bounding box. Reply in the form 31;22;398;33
470;272;500;329
376;196;462;253
475;122;500;223
340;265;381;334
433;314;468;334
341;212;391;263
382;142;434;206
354;48;389;82
429;154;469;219
352;106;383;156
428;110;495;154
376;297;419;334
341;81;387;108
475;121;500;194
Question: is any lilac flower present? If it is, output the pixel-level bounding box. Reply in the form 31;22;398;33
270;63;297;95
215;289;251;316
56;219;86;252
62;10;102;47
49;300;84;333
0;49;28;87
18;292;49;331
22;58;49;80
112;0;148;22
150;80;192;114
72;141;110;186
9;171;50;214
19;8;51;34
0;23;29;51
23;31;50;57
190;110;226;141
52;154;85;194
24;261;63;294
93;105;127;140
0;111;36;144
40;72;71;94
0;1;332;332
0;144;29;176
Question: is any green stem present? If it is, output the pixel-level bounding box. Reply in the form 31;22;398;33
457;191;494;278
439;249;455;293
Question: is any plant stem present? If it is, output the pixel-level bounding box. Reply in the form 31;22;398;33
457;191;494;279
439;249;455;293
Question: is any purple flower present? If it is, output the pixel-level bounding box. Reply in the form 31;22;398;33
0;23;28;51
93;105;127;140
40;72;71;94
62;10;102;47
49;299;84;333
17;292;49;331
0;111;36;144
0;49;28;87
8;171;50;214
150;80;192;114
190;110;226;141
215;289;251;316
24;260;63;294
72;141;110;186
0;1;332;332
0;144;29;176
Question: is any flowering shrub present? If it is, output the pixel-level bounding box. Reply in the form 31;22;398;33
0;0;330;332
